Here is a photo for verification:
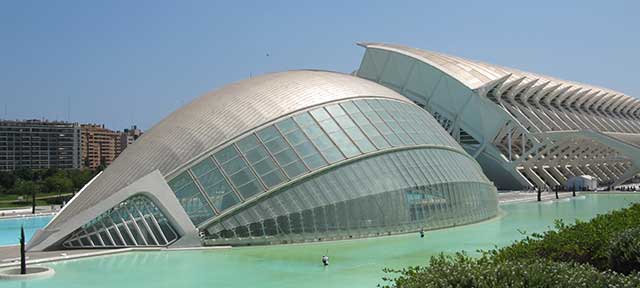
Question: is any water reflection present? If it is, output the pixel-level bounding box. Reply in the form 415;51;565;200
3;194;640;288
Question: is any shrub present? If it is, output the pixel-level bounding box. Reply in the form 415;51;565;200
380;253;640;288
607;227;640;274
488;203;640;270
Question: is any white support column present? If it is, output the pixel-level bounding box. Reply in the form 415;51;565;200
523;167;547;188
538;167;561;188
549;166;568;185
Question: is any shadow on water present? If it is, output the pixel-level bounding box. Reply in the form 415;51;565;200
2;194;640;288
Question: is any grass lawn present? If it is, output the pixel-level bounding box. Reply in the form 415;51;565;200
0;200;50;209
0;192;73;209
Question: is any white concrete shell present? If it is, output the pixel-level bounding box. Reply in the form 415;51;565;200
357;42;640;190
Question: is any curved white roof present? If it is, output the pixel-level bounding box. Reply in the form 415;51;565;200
359;42;640;116
45;70;411;231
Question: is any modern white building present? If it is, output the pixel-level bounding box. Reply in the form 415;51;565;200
566;175;598;191
357;43;640;190
28;70;498;251
30;42;636;252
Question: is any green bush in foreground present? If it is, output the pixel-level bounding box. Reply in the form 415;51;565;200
380;253;640;288
608;227;640;274
489;203;640;271
381;202;640;287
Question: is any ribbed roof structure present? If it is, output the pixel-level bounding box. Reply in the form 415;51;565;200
359;42;640;118
45;70;410;231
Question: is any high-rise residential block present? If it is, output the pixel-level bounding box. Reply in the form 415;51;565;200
0;119;81;171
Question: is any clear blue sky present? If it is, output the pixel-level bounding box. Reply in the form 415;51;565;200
1;0;638;131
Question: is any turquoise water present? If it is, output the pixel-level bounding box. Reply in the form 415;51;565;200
2;194;640;288
0;215;52;246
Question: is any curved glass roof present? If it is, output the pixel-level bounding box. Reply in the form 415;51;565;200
168;97;467;226
45;71;409;232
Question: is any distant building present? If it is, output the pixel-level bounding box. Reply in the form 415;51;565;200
118;125;143;152
0;119;81;171
81;124;120;170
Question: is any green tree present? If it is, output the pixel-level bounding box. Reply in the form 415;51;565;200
42;168;59;179
69;169;95;190
43;172;73;194
0;171;16;192
14;180;40;197
14;168;34;182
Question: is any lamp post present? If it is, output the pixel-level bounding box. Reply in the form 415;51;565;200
31;188;36;214
20;225;26;274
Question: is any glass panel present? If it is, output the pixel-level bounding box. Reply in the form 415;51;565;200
237;180;262;199
317;118;341;133
301;125;324;138
237;134;260;153
349;112;370;126
293;112;315;128
328;130;360;158
325;104;346;117
214;145;239;164
283;129;307;145
89;234;101;246
333;114;357;129
321;146;344;163
344;126;375;153
257;126;280;142
274;149;299;166
252;157;279;175
339;101;359;114
199;178;232;199
109;228;124;246
99;231;113;246
63;195;180;247
303;153;327;170
168;172;192;191
222;157;249;175
196;167;225;188
261;169;287;188
230;168;258;187
283;160;308;178
218;192;240;212
310;134;333;150
191;158;216;178
293;141;317;158
189;206;216;226
275;118;298;134
173;181;199;202
309;108;331;122
264;137;289;154
244;145;270;163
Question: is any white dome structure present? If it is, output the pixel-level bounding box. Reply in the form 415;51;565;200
28;70;498;250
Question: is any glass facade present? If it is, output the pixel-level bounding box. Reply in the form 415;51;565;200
164;97;497;245
63;195;179;248
31;71;500;251
167;98;463;228
203;148;497;245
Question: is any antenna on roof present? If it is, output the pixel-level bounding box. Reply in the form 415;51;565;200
67;95;71;122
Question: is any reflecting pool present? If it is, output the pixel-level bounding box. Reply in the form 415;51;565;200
2;194;640;288
0;215;52;246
